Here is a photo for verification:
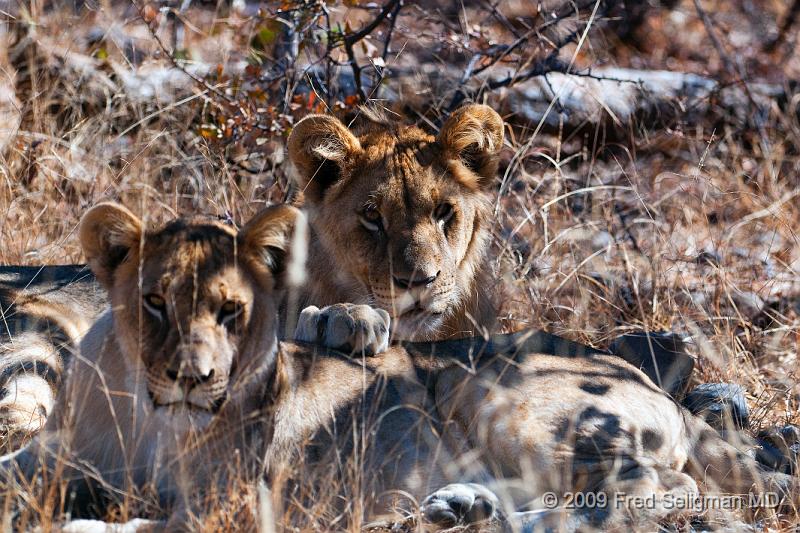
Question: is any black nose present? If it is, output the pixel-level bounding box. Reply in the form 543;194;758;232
392;271;440;289
165;367;215;388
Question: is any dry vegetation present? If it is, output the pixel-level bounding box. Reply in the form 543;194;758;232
0;0;799;530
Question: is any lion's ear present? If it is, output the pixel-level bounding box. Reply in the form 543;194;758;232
287;114;361;202
79;203;143;289
238;204;307;289
437;104;505;188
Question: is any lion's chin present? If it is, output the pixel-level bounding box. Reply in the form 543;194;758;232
391;308;446;341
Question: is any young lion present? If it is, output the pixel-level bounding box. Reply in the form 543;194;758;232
290;104;504;350
1;203;298;530
3;203;795;532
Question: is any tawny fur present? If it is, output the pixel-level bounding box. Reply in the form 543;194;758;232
287;104;504;341
0;104;507;447
2;203;297;530
1;205;795;533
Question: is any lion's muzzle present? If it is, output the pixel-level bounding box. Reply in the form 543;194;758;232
146;334;233;412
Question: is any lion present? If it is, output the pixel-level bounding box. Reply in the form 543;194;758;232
270;334;800;531
4;203;794;533
0;265;105;451
289;104;503;349
1;202;299;530
0;104;505;448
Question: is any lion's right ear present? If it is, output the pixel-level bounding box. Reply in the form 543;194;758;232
79;203;143;289
238;204;307;289
287;115;361;202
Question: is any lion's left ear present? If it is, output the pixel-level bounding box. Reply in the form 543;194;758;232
437;104;505;189
238;204;307;289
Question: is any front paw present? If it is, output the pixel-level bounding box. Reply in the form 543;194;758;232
0;376;54;453
421;483;503;526
294;304;390;356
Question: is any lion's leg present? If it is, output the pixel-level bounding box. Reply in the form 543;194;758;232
0;436;125;526
430;364;706;530
294;303;390;356
684;413;800;509
420;465;699;531
420;484;589;533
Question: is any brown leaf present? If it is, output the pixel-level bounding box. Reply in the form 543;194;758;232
142;3;158;24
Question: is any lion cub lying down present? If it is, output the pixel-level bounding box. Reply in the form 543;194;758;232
1;203;796;532
0;203;296;530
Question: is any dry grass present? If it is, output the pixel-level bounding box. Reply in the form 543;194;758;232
0;0;798;530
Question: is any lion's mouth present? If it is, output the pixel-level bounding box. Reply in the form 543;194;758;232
382;288;447;317
147;388;227;414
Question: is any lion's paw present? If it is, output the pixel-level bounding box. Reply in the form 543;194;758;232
0;376;53;453
421;483;503;526
294;303;390;356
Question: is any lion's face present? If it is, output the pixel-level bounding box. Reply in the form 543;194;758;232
122;226;257;412
79;203;301;416
289;105;504;340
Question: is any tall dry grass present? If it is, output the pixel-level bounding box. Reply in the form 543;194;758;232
0;0;797;530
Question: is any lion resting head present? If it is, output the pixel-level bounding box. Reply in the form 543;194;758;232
79;202;300;417
288;104;504;341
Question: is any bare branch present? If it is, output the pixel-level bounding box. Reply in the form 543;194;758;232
343;0;403;47
445;0;610;112
338;0;403;103
130;0;236;108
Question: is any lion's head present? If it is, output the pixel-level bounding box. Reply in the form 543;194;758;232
288;104;504;341
79;203;301;415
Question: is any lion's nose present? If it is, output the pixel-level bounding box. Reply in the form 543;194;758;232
392;270;440;289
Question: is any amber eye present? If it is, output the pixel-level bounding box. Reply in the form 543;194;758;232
218;300;244;325
434;202;454;224
143;294;167;318
359;206;383;232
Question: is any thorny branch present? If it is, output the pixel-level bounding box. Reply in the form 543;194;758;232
130;0;239;109
373;0;404;96
338;0;403;102
445;0;616;112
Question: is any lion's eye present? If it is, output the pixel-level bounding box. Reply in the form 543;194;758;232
434;202;454;224
359;207;383;232
143;294;167;318
218;300;244;325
